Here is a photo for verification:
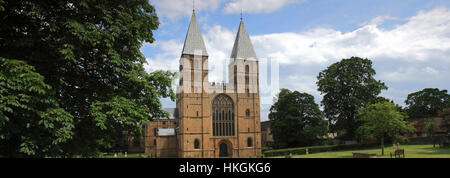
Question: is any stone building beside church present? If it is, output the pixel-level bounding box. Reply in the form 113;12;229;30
127;11;262;158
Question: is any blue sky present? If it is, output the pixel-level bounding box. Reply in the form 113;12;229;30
143;0;450;121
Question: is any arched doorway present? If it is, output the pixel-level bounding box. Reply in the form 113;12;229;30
218;140;232;157
219;143;228;157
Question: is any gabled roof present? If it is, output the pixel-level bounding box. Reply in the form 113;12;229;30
182;12;208;56
230;20;257;60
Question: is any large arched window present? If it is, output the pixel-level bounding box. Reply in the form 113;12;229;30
212;94;235;136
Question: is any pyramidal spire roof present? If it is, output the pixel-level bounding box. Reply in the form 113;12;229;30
230;19;257;60
182;12;208;56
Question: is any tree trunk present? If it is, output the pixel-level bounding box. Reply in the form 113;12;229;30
432;136;435;148
381;136;384;156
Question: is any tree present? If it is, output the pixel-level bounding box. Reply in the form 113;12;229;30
0;1;175;157
269;89;328;148
405;88;450;119
317;57;387;140
357;102;414;155
0;58;74;157
440;108;450;134
424;118;436;148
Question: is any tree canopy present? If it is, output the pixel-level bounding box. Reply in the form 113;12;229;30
269;89;328;148
0;0;175;157
405;88;450;119
357;101;414;155
0;58;74;157
317;56;387;139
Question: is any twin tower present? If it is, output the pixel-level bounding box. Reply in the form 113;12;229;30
176;12;261;157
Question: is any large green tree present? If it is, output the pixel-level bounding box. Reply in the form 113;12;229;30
405;88;450;119
317;57;387;139
269;89;328;148
0;0;175;157
0;58;74;157
357;102;414;155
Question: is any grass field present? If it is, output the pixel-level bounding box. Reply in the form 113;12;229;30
98;144;450;158
100;153;154;158
268;144;450;158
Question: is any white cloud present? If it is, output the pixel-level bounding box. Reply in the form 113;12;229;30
152;0;225;20
252;7;450;66
144;40;182;73
145;7;450;113
223;0;305;14
379;66;442;83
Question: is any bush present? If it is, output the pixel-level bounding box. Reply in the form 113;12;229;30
263;144;377;157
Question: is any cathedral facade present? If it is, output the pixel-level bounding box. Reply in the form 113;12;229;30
130;12;262;158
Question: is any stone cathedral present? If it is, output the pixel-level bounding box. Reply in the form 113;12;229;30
126;11;261;158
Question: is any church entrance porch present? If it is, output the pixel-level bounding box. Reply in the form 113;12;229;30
218;140;232;157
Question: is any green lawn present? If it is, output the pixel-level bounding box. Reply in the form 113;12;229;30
268;144;450;158
100;153;154;158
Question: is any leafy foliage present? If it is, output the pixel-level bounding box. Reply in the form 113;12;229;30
0;58;74;157
269;89;328;148
405;88;450;119
0;0;4;12
317;56;387;139
357;101;414;154
440;108;450;133
0;1;175;157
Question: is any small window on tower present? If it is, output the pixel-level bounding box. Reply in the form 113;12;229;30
247;137;253;147
194;139;200;149
246;109;250;117
245;65;249;73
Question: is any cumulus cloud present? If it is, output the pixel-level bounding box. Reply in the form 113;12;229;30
144;40;182;73
145;7;450;119
253;7;450;66
223;0;305;14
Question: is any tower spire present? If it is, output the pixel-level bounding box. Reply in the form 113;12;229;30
193;0;195;13
230;19;257;60
182;11;208;56
240;8;243;21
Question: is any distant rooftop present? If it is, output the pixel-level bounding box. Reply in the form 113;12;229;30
161;108;178;120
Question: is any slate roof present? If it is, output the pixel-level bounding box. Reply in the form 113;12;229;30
162;108;178;120
182;12;208;56
230;20;257;60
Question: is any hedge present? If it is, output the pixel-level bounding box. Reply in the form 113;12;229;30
263;144;377;157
